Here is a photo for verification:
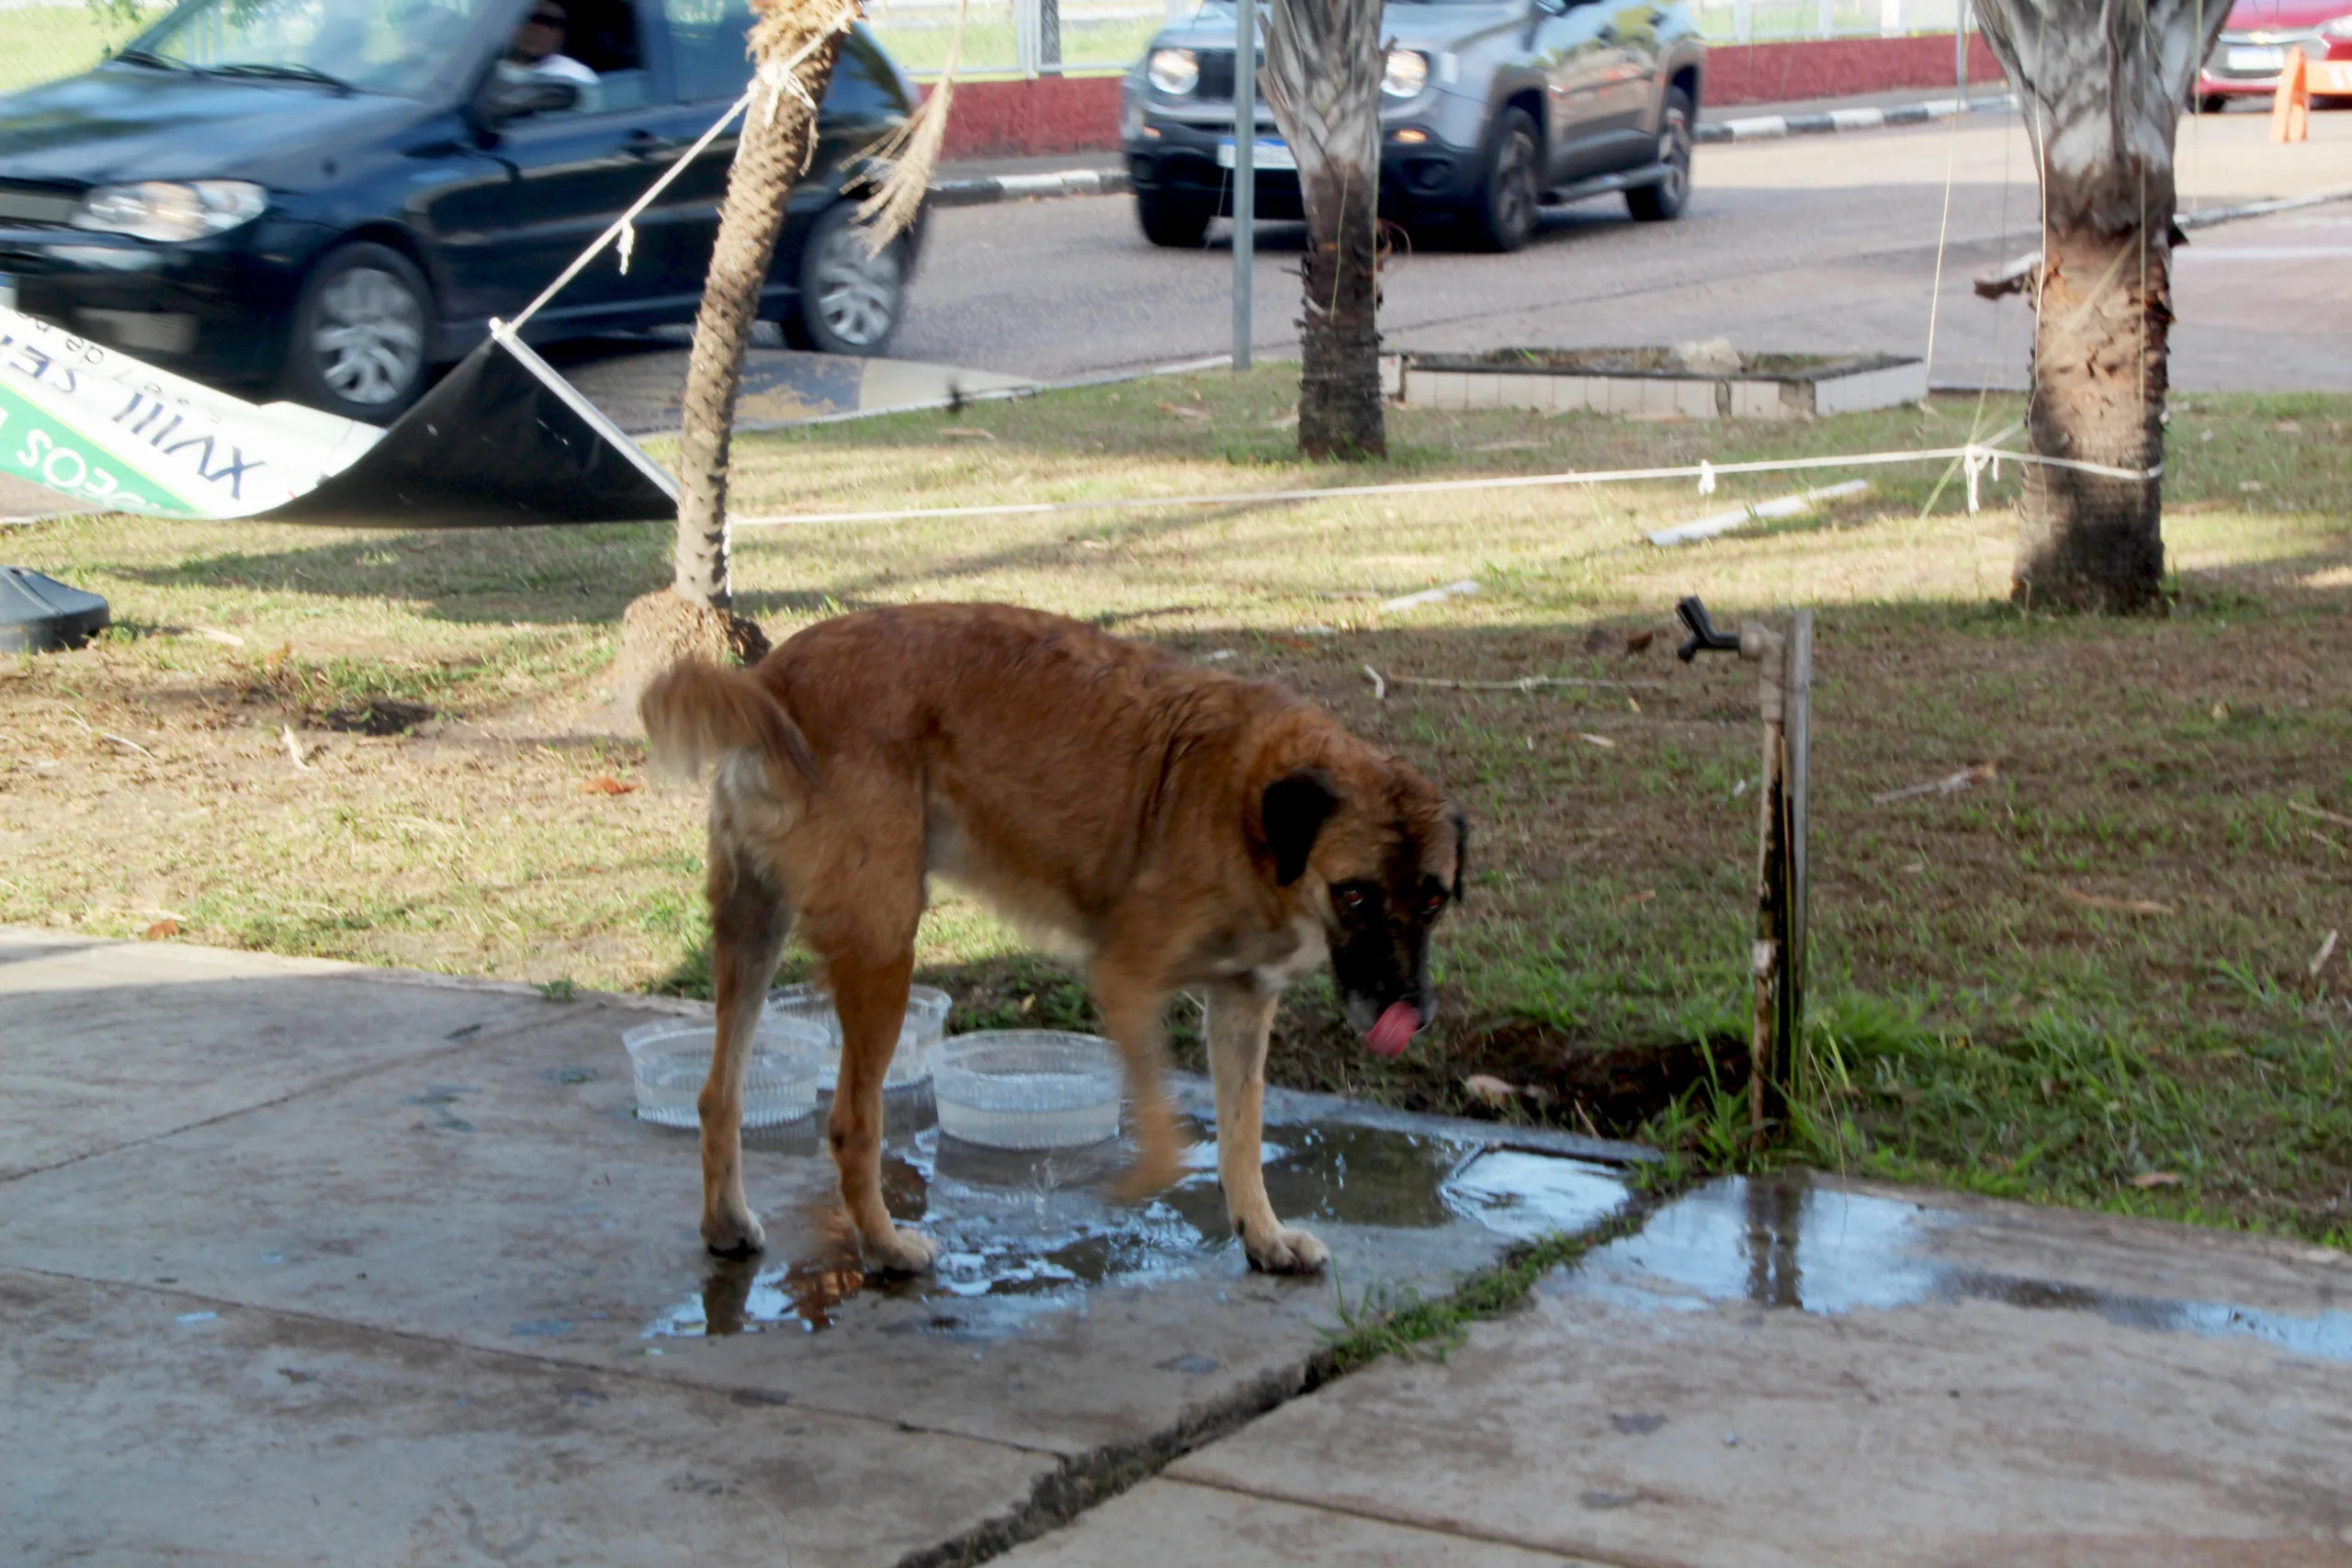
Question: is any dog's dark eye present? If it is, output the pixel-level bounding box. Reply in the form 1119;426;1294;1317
1333;882;1376;914
1423;894;1445;917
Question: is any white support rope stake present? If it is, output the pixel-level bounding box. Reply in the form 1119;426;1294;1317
732;441;2157;530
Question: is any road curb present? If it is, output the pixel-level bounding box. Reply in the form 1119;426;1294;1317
928;166;1133;208
1695;92;2018;143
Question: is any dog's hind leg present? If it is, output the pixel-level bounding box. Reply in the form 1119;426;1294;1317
698;849;792;1258
824;945;938;1273
1092;951;1190;1202
1205;982;1329;1274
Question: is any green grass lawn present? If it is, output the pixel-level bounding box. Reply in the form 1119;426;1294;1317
4;370;2346;1245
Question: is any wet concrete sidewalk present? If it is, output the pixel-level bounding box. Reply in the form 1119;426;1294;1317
0;926;1643;1565
12;925;2351;1565
1007;1175;2352;1567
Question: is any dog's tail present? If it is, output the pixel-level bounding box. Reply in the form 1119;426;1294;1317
639;661;820;792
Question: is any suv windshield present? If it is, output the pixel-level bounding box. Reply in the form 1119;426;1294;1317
137;0;495;96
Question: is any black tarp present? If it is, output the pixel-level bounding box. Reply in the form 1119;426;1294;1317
258;335;677;529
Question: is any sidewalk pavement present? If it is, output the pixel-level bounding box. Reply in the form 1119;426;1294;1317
0;926;1639;1566
1004;1176;2352;1566
9;924;2351;1565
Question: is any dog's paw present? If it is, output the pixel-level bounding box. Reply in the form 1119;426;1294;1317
1242;1222;1329;1276
860;1224;938;1276
1109;1145;1185;1204
702;1205;767;1259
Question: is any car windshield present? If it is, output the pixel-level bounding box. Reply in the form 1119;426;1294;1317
136;0;496;96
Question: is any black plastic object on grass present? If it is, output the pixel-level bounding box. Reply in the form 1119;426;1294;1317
0;567;109;652
259;335;678;530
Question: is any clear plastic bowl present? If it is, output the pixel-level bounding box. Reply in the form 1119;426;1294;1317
933;1031;1123;1150
622;1016;828;1130
766;983;952;1096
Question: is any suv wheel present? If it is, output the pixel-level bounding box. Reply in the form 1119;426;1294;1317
1136;189;1213;248
1468;107;1541;252
1627;88;1694;222
786;201;906;356
285;242;433;423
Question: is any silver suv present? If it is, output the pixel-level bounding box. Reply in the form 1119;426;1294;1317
1123;0;1704;251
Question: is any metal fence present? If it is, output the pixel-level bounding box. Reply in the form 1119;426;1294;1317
1691;0;1972;44
0;0;1973;96
867;0;1975;79
0;4;151;96
863;0;1171;78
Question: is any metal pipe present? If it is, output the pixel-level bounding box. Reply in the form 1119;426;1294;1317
1233;0;1256;371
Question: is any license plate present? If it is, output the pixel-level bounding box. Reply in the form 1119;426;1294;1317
2227;45;2285;71
1217;137;1295;172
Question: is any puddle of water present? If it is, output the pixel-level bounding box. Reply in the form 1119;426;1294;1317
641;1114;1630;1339
1566;1174;2352;1364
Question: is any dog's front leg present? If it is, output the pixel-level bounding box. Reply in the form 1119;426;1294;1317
1205;983;1329;1274
699;852;792;1258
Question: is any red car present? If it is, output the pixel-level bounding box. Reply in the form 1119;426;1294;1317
2198;0;2352;108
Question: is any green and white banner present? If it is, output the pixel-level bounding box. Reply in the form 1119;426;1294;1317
0;306;381;519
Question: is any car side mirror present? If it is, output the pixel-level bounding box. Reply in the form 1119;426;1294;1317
476;73;578;128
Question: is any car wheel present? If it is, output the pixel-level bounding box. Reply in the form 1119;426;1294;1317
1136;189;1213;248
1468;107;1541;253
787;201;906;356
285;242;433;423
2195;93;2228;114
1627;89;1694;222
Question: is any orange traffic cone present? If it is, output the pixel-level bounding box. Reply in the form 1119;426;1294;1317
2273;51;2311;142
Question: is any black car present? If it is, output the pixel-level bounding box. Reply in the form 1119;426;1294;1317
0;0;922;423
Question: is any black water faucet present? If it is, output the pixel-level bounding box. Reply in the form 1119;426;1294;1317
1676;595;1740;662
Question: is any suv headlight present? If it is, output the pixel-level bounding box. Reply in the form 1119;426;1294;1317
70;180;266;243
1148;47;1199;96
1382;48;1430;98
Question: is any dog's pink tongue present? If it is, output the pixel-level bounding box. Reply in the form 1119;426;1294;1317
1364;1001;1420;1059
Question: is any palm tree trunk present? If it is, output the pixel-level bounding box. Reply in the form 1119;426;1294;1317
616;0;854;700
1973;0;2227;613
673;1;852;609
2013;223;2170;613
1262;0;1385;460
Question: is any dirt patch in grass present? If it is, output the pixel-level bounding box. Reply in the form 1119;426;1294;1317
4;375;2347;1242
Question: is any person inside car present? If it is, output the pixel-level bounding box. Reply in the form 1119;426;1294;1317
499;0;600;112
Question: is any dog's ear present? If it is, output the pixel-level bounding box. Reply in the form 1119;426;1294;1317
1261;770;1340;886
1448;804;1468;907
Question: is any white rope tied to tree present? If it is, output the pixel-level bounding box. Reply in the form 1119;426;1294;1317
733;439;2159;530
506;86;755;333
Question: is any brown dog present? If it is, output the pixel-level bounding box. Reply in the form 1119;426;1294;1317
640;604;1463;1275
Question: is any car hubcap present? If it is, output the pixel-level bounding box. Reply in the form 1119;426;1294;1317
1659;110;1691;206
812;220;902;350
312;265;424;408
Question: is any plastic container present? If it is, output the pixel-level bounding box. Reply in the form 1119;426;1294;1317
933;1031;1123;1150
765;983;952;1096
623;1016;828;1130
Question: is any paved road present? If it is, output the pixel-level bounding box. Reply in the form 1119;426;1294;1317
893;107;2352;392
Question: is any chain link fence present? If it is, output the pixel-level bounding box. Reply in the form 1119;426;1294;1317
0;2;152;96
0;0;1974;96
1693;0;1970;43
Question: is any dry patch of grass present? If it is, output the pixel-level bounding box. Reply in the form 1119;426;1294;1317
4;373;2347;1240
